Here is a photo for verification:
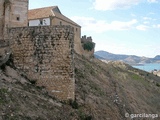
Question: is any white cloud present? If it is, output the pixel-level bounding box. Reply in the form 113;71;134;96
109;19;138;30
148;12;155;15
143;17;152;20
147;0;158;3
71;16;137;33
93;0;142;11
153;24;160;28
92;0;159;11
136;25;149;31
157;24;160;28
152;24;160;28
131;13;136;17
143;21;150;24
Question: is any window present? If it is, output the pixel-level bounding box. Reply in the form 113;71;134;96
43;20;46;25
16;17;20;21
60;21;62;25
76;28;78;32
40;20;43;25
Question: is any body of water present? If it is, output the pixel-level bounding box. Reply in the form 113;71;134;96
132;63;160;72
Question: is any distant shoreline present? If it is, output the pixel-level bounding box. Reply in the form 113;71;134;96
129;63;144;66
132;63;160;72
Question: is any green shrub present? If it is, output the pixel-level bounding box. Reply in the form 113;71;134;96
82;42;94;51
156;83;160;87
131;74;142;80
69;99;79;109
30;80;36;85
0;88;8;104
0;64;6;71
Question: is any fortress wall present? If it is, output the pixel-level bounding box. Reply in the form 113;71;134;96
0;0;4;40
9;25;75;100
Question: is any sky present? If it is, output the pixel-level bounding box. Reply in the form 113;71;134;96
29;0;160;58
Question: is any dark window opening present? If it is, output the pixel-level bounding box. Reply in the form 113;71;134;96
76;28;78;32
60;21;62;25
40;20;43;25
17;17;20;21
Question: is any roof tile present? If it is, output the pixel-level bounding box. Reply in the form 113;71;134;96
28;6;80;27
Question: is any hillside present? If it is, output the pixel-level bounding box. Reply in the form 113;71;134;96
95;50;160;64
0;54;160;120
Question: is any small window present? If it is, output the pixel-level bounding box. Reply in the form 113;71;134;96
17;17;20;21
76;28;78;32
40;20;43;25
39;20;43;25
60;21;62;25
43;20;46;25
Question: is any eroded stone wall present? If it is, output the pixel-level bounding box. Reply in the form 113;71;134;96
0;0;28;40
9;25;75;100
0;0;4;40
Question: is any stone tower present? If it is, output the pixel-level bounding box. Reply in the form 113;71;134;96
0;0;28;40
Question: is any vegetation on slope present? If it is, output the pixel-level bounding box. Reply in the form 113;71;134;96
0;54;160;120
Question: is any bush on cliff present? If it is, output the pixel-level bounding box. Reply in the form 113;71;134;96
82;41;94;51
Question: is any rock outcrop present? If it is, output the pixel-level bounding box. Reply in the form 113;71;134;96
0;41;11;66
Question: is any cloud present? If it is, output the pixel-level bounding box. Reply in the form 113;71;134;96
109;19;138;30
143;17;152;20
147;0;158;3
93;0;142;11
148;12;155;15
157;24;160;28
131;13;136;17
71;16;138;32
92;0;159;11
153;24;160;28
143;21;150;24
136;25;149;31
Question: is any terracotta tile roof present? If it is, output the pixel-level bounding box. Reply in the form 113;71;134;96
28;6;55;20
53;11;80;27
28;6;80;27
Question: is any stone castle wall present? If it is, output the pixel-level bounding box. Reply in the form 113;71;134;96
9;25;75;100
0;0;4;40
81;35;92;43
0;0;28;40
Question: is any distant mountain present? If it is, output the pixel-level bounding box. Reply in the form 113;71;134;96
94;54;105;60
94;50;160;64
153;55;160;61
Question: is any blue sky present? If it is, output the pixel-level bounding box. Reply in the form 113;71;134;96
29;0;160;58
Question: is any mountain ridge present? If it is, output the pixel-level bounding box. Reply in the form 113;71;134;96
94;50;160;64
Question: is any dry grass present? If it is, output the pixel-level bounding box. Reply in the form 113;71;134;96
0;54;159;120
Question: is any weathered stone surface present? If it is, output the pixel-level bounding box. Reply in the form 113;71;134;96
0;0;28;40
0;46;11;66
9;25;75;100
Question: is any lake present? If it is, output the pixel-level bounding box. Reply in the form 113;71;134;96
132;63;160;72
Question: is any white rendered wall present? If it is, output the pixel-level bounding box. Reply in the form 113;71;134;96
29;18;50;26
